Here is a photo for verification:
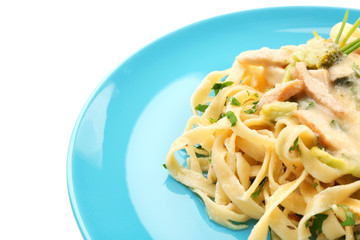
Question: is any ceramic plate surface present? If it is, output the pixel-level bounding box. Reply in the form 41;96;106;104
67;6;358;239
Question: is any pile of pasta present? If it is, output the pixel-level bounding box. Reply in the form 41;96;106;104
165;24;360;240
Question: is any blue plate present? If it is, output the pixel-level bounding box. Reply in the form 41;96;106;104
67;6;359;239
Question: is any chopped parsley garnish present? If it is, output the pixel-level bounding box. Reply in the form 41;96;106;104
225;111;237;127
254;93;259;98
211;81;234;96
195;104;208;112
246;90;250;96
316;135;321;146
330;120;340;128
225;96;230;106
195;153;208;158
338;204;360;226
312;182;318;188
306;101;314;110
353;63;360;78
250;177;268;199
289;137;301;155
244;101;259;114
162;164;167;169
209;118;217;124
311;214;328;234
331;119;345;130
230;97;241;106
209;113;226;124
244;108;256;114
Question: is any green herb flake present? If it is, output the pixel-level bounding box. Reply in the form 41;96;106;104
244;108;256;114
311;214;328;234
162;164;167;169
209;118;217;124
230;97;241;106
330;120;340;128
251;177;268;199
306;101;314;110
338;205;357;226
218;113;225;120
289;137;301;155
289;137;299;151
209;158;212;163
225;96;230;106
225;111;237;127
211;81;234;96
195;104;208;112
244;101;259;114
312;182;319;188
353;63;360;78
195;152;209;158
210;113;226;124
246;90;250;96
254;93;259;98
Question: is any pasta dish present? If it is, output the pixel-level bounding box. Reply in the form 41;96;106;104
165;11;360;240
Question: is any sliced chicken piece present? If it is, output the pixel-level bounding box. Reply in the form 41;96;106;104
328;55;355;81
236;46;298;68
257;79;304;109
294;62;346;117
263;66;285;87
293;110;347;151
309;69;329;88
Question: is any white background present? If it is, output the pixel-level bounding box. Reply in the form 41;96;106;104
1;0;359;239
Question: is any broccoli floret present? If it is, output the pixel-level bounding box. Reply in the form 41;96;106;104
292;39;344;69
